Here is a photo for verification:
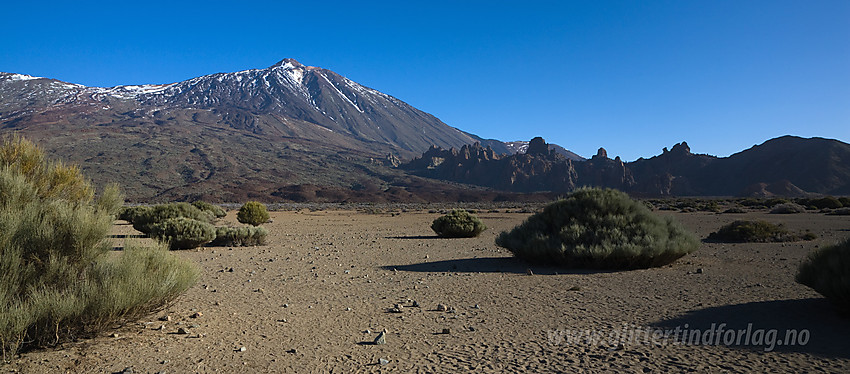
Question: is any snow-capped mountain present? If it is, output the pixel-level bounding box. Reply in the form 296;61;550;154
1;59;507;155
0;59;513;201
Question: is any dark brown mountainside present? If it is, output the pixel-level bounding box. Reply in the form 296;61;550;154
402;136;850;197
0;61;514;202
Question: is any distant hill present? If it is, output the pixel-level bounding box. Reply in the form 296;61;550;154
402;136;850;197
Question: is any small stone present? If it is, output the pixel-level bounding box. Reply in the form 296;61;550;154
442;328;451;334
287;348;297;354
395;304;404;311
472;304;480;309
177;328;188;334
379;358;389;365
436;304;447;312
374;331;386;345
412;300;420;308
283;304;289;308
110;333;119;338
526;268;534;276
696;268;704;274
155;325;165;331
191;312;203;318
159;315;171;322
237;346;247;352
345;307;352;311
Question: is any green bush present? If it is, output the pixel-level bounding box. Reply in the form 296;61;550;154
132;202;214;234
431;210;487;238
769;203;806;214
809;196;843;209
796;237;850;313
722;207;747;214
118;205;151;223
149;217;216;250
0;136;197;360
237;201;270;226
764;198;790;208
495;188;699;269
209;226;268;247
192;201;227;218
839;197;850;207
827;208;850;216
707;220;815;242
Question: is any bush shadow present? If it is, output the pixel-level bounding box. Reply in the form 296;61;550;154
652;298;850;358
382;257;608;275
385;235;443;240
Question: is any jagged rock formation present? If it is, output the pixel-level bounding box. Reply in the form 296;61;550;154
504;139;584;161
403;139;583;193
403;136;850;197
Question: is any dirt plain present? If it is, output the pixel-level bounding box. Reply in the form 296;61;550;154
6;207;850;373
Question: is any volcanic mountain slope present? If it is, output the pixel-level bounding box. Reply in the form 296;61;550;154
0;60;510;201
403;136;850;196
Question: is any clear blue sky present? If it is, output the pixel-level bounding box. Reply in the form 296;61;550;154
2;1;848;161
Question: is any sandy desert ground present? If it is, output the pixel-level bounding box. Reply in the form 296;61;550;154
5;208;850;373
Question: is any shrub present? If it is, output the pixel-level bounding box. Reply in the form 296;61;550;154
839;197;850;207
769;203;806;214
192;201;227;218
431;210;487;238
707;220;815;242
806;196;843;210
209;226;268;247
149;217;216;250
722;207;747;214
0;136;197;360
796;237;850;313
118;205;151;223
495;188;699;269
827;208;850;216
132;202;214;234
764;198;790;208
237;201;270;226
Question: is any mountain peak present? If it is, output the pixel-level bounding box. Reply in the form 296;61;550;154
271;58;305;70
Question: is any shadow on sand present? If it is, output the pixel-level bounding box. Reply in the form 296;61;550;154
385;235;443;240
652;298;850;358
382;257;607;275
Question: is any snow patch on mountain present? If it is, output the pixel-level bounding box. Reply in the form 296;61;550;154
5;73;42;82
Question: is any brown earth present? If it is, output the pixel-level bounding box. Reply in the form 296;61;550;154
6;209;850;373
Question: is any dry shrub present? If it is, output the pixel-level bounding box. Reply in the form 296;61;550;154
210;226;268;247
0;136;197;361
431;210;487;238
131;202;214;234
797;237;850;313
707;220;816;242
192;201;227;218
496;188;699;269
769;203;806;214
237;201;270;226
149;217;216;250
